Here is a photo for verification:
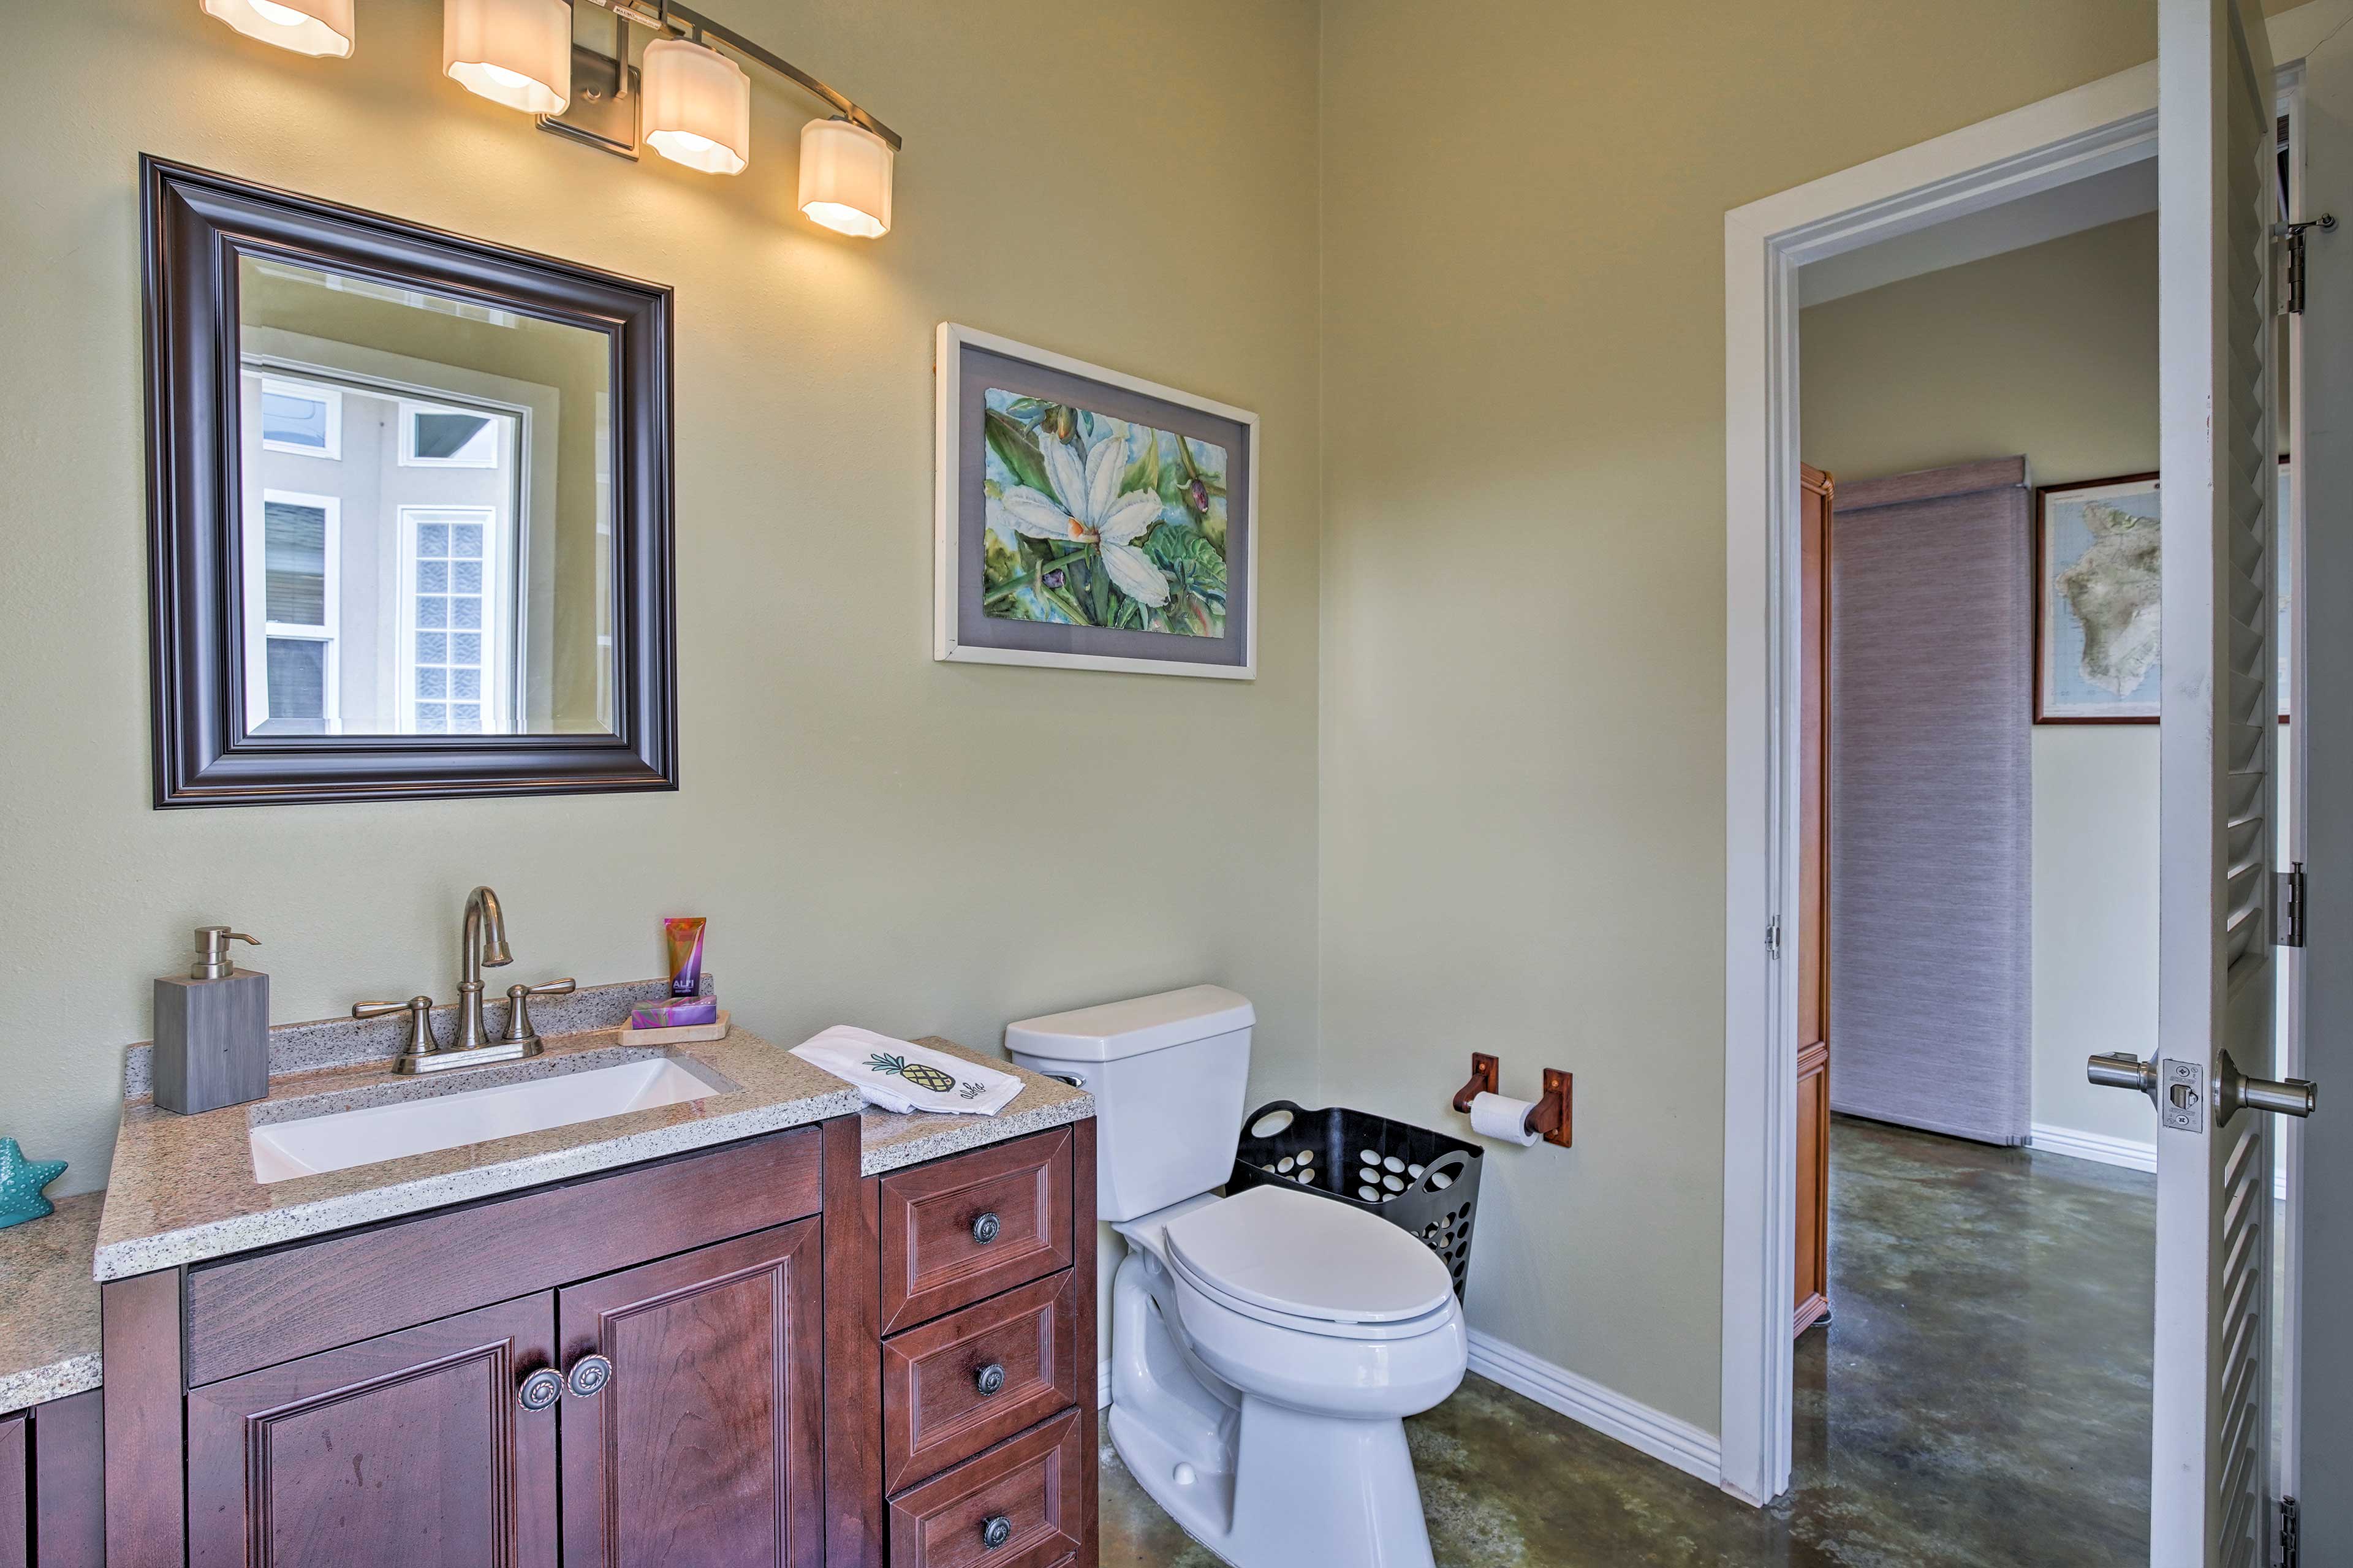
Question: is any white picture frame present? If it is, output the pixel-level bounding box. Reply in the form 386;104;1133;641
934;322;1260;680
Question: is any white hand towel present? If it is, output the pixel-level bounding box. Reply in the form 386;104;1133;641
790;1025;1025;1116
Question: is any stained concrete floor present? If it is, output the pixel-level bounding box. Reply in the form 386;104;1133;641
1101;1116;2158;1567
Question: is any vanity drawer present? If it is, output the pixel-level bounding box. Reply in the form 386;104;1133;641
186;1125;822;1385
885;1411;1083;1568
880;1129;1072;1333
883;1270;1078;1492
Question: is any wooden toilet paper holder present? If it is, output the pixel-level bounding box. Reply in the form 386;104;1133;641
1451;1052;1572;1148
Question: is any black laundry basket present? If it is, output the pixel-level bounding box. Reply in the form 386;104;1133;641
1226;1101;1484;1299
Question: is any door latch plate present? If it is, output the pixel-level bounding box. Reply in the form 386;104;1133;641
2162;1059;2205;1134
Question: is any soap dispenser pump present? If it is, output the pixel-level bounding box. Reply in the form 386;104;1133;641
153;926;269;1115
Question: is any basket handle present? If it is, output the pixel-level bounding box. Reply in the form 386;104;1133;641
1411;1151;1474;1194
1240;1100;1313;1140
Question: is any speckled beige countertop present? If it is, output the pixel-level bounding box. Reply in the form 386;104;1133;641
0;1191;105;1415
97;1026;1092;1284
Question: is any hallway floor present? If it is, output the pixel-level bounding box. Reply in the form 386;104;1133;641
1100;1116;2156;1566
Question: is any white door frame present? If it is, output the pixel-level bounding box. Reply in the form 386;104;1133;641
1718;2;2343;1507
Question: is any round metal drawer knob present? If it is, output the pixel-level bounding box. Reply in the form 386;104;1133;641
971;1211;1002;1244
517;1368;564;1412
981;1515;1014;1550
565;1354;614;1399
975;1363;1007;1396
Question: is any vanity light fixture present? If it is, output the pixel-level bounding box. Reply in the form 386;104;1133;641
640;34;751;175
203;0;901;238
798;117;893;238
548;0;900;238
443;0;572;115
200;0;354;57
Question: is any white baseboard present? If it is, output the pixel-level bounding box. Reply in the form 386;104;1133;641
1098;1357;1112;1410
2031;1122;2289;1199
2029;1122;2156;1173
1465;1330;1722;1488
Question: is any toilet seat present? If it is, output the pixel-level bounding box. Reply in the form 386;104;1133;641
1162;1184;1456;1341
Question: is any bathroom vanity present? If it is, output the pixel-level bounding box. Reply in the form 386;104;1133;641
4;996;1096;1568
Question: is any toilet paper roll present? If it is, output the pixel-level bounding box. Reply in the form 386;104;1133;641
1468;1091;1543;1148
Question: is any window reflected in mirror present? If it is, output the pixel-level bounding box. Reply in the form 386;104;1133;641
237;257;616;738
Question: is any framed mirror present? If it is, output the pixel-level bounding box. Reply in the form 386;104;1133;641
142;158;676;806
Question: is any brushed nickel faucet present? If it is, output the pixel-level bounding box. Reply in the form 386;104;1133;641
354;886;575;1075
453;885;514;1051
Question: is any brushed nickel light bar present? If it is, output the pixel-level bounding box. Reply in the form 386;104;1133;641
198;0;901;237
582;0;898;147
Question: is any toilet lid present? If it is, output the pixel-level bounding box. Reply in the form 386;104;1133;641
1163;1185;1455;1325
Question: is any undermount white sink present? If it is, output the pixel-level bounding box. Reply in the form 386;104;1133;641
249;1056;732;1183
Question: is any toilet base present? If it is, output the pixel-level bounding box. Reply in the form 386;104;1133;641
1108;1250;1439;1568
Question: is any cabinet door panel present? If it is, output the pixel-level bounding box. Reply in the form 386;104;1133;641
0;1412;24;1568
559;1218;824;1568
32;1388;105;1568
1794;1039;1831;1335
187;1294;558;1568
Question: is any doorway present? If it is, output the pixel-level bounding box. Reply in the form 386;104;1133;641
1721;6;2328;1513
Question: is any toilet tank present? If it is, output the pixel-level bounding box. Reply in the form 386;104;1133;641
1005;985;1254;1223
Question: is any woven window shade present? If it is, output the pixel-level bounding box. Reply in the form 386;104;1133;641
1828;457;2033;1145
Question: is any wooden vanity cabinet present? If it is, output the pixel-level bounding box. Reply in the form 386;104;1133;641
99;1113;1097;1568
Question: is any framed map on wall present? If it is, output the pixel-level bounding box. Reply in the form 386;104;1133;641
2033;461;2294;723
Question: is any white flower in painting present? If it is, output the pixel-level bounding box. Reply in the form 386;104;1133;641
998;435;1171;607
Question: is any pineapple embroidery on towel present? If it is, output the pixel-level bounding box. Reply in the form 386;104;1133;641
866;1052;959;1094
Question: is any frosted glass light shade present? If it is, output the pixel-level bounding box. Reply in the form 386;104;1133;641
201;0;354;57
642;39;751;175
442;0;570;115
798;118;894;238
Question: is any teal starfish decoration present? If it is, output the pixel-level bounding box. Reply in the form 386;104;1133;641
0;1139;68;1230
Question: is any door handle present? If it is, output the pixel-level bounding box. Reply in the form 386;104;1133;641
2087;1052;2159;1109
2218;1050;2317;1123
2090;1050;2316;1122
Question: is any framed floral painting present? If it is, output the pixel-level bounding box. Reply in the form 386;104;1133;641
934;324;1257;678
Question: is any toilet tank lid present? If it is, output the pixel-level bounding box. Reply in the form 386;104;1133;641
1004;985;1254;1062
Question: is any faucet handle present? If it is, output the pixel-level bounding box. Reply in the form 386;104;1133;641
355;996;438;1059
502;979;576;1047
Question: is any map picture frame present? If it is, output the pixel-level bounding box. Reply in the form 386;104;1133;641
2034;471;2162;723
2033;459;2292;724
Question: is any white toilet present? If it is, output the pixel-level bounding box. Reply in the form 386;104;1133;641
1007;986;1468;1568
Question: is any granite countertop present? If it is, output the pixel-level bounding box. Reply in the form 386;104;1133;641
97;1019;1093;1283
0;1191;105;1415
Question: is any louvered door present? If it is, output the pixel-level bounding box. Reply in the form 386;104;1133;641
2153;1;2287;1561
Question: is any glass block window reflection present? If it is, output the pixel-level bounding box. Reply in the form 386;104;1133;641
411;510;490;733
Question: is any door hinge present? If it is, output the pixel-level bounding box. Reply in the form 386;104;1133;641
2276;862;2306;948
2280;1495;2299;1568
2278;216;2336;316
1766;917;1783;960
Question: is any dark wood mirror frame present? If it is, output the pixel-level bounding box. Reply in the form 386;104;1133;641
141;157;678;807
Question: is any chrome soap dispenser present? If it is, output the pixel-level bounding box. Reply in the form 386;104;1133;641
153;926;269;1115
